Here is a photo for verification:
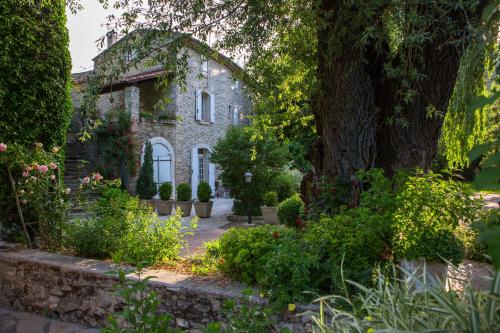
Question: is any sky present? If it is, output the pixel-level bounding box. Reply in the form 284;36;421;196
66;0;116;73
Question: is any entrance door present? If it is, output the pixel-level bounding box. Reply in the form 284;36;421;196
152;143;172;193
191;146;216;199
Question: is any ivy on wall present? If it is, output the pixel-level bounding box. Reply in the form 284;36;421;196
0;0;72;229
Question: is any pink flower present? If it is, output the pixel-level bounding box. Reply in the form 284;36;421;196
26;166;32;172
22;171;29;177
0;143;6;152
50;163;57;170
93;173;103;181
50;175;56;181
38;165;49;173
82;176;90;184
32;163;39;171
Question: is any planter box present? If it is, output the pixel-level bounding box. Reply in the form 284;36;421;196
155;200;173;216
260;206;279;224
400;258;448;290
194;201;213;218
174;201;192;217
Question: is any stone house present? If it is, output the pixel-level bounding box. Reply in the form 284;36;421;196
70;32;250;199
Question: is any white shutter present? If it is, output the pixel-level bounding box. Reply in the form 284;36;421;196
210;93;215;123
233;106;239;125
195;89;202;120
209;163;216;195
191;147;199;200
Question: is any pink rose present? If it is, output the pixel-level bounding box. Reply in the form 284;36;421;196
82;176;90;184
50;163;57;170
93;173;103;181
32;164;39;171
22;171;29;177
0;143;6;152
38;165;49;173
50;175;56;180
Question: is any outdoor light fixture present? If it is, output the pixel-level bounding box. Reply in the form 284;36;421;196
244;171;253;183
244;171;253;224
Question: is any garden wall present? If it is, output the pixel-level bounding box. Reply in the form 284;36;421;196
0;247;313;332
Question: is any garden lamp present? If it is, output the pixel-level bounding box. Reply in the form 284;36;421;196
244;171;253;224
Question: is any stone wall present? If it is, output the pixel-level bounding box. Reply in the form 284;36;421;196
0;248;314;332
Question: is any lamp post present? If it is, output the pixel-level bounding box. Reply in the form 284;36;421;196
244;171;253;224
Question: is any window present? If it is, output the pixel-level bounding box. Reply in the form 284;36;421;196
151;143;172;191
196;90;215;122
231;80;239;90
202;92;211;122
233;105;239;125
200;56;208;77
198;148;209;182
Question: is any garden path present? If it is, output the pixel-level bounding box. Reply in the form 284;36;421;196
159;198;234;257
0;307;99;333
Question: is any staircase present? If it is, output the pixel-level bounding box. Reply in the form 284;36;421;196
63;155;92;219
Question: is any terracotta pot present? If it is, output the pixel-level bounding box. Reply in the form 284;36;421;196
174;201;192;217
400;258;448;290
194;201;213;218
155;200;173;216
260;206;278;224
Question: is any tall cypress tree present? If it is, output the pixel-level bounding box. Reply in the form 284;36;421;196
136;141;157;199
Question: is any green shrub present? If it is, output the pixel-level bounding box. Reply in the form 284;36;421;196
274;173;298;202
190;240;222;275
197;181;212;202
65;188;130;258
211;126;289;215
260;238;320;306
136;140;157;199
277;194;304;226
65;189;190;265
176;183;191;201
159;182;172;201
392;171;482;264
304;208;390;293
263;191;278;207
219;225;299;284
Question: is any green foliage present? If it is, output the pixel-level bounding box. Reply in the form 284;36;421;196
310;266;500;333
260;237;320;306
219;225;299;285
273;173;298;202
136;141;157;199
197;181;212;202
211;126;289;215
159;182;173;201
65;189;193;265
176;183;191;202
304;209;390;295
93;108;136;185
277;194;304;227
392;171;482;264
0;0;71;231
263;191;278;207
190;240;222;276
102;265;182;333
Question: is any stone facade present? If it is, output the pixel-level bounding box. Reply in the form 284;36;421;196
0;248;314;332
71;37;250;199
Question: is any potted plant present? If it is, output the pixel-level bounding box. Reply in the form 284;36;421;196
194;181;213;218
174;183;192;217
155;183;173;215
136;140;157;207
261;191;279;224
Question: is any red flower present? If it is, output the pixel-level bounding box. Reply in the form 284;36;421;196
272;231;280;239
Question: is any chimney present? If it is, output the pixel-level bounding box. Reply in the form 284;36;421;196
106;30;118;49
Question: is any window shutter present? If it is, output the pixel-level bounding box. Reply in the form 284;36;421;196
209;163;216;195
233;106;239;125
210;93;215;123
195;89;202;120
191;147;199;199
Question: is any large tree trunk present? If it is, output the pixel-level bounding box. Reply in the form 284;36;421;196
312;1;482;182
312;0;381;182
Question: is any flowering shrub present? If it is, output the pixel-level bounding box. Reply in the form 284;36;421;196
0;142;68;250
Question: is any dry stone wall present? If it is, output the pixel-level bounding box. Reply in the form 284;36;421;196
0;248;314;332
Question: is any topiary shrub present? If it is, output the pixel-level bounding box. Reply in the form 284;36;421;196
277;194;304;227
274;172;298;202
176;183;191;202
197;181;212;202
136;141;157;199
263;191;278;207
159;183;172;201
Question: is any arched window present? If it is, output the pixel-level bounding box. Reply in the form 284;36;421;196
142;137;175;196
